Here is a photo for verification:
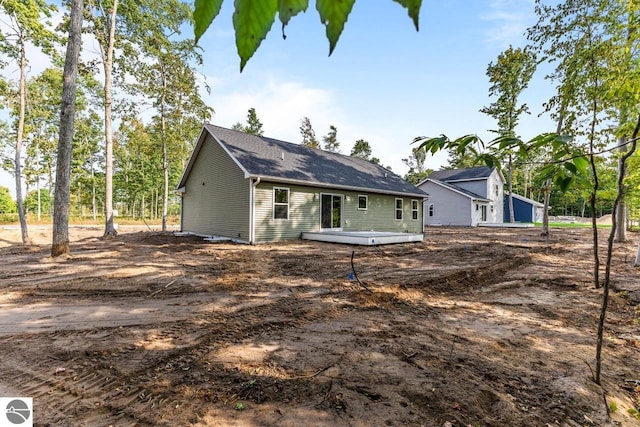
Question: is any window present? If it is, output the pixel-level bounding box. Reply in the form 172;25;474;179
273;187;289;220
428;203;434;217
495;184;499;197
358;195;368;210
395;198;403;220
411;199;419;220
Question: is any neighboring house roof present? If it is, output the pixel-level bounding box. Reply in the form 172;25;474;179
178;124;427;198
506;192;545;208
424;178;490;202
428;166;495;183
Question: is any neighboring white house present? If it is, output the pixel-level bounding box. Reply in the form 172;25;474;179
417;166;505;227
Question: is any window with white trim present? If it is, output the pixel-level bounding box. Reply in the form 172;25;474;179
428;203;434;217
273;187;289;220
358;195;368;210
411;199;419;220
395;198;403;220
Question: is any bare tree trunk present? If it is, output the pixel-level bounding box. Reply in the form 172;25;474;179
615;136;627;242
91;160;97;221
15;31;30;244
507;154;514;223
160;63;169;232
595;114;639;384
52;0;83;257
635;240;640;267
102;0;118;237
540;179;551;236
588;102;600;289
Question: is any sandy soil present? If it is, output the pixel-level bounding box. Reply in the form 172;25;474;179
0;224;639;427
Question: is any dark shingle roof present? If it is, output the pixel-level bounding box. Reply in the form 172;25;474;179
182;125;426;198
428;166;494;182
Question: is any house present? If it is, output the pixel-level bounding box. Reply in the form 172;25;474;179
416;166;504;227
504;192;545;223
176;125;428;244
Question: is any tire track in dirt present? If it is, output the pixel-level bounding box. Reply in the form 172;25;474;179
0;284;354;425
0;246;533;426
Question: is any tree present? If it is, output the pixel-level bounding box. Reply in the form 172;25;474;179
86;0;120;237
232;108;265;135
52;0;83;257
244;107;264;136
120;0;212;231
0;0;58;244
323;125;340;152
480;45;537;223
402;146;430;184
192;1;422;70
300;116;319;148
0;186;16;213
350;139;372;160
445;146;477;170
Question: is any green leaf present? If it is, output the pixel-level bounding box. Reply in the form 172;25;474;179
414;135;449;154
279;0;308;30
233;0;278;71
556;175;573;193
392;0;422;30
316;0;356;55
564;162;577;174
454;134;482;149
572;155;589;172
194;0;224;44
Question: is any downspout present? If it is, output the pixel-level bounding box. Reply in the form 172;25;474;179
250;177;261;244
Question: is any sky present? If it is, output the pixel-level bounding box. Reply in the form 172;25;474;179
1;0;558;199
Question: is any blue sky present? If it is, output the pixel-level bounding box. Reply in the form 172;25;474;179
1;0;557;198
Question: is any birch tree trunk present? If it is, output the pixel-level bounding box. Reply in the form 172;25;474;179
160;62;169;232
615;136;627;242
102;0;119;237
15;30;30;244
51;0;83;257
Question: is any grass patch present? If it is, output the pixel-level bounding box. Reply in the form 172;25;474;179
533;221;612;229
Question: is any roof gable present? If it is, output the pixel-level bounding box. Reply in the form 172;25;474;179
179;125;427;198
423;178;489;202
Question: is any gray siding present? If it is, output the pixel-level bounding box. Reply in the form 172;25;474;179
181;134;250;239
254;182;423;243
419;181;472;226
454;180;487;198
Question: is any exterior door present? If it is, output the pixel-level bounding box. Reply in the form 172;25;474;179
321;194;342;229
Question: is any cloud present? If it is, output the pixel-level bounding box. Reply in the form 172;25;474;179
480;0;535;46
208;75;349;146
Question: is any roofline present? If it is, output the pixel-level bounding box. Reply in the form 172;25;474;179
506;192;544;207
425;178;490;202
430;166;505;184
177;126;252;190
249;175;428;198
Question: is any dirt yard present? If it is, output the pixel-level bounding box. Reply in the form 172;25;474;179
0;225;639;427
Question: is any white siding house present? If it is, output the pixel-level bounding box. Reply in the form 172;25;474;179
417;166;505;227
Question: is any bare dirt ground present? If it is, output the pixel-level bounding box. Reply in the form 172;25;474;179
0;225;639;427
